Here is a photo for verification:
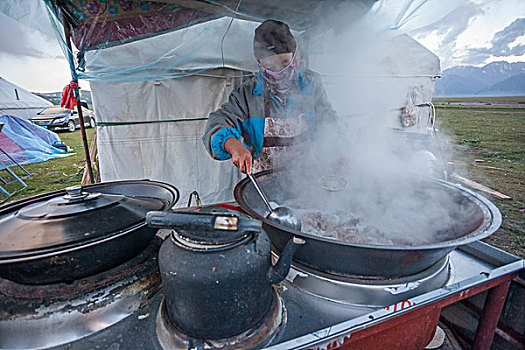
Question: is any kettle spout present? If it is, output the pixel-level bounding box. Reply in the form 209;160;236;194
268;237;306;285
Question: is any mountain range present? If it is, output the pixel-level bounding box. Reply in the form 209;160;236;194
434;61;525;97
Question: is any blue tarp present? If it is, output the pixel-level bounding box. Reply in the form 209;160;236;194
0;115;71;166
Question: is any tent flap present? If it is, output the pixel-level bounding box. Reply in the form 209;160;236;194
91;68;245;205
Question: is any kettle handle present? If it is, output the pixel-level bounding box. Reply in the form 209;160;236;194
147;211;261;233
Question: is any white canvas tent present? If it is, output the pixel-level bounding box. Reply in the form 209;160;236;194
0;77;52;120
1;0;444;206
90;29;440;206
86;17;269;205
90;67;246;205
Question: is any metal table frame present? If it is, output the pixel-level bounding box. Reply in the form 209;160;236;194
267;241;524;350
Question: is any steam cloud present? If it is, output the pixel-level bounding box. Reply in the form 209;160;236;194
263;0;478;246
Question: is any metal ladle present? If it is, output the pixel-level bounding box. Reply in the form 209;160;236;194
247;174;302;231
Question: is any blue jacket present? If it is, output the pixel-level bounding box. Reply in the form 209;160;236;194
203;69;337;160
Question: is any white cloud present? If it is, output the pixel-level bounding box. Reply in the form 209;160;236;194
0;54;70;93
0;10;71;92
484;54;525;64
411;2;485;68
412;0;525;69
458;16;525;65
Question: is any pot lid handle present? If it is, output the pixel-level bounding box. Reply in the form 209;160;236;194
63;185;89;202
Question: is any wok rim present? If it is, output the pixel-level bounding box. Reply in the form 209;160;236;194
0;179;179;263
234;169;502;251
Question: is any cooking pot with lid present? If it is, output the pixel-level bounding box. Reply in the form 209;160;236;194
0;180;179;284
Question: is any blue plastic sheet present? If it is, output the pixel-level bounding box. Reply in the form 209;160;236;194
0;115;71;166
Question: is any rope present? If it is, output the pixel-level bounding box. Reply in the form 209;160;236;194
96;117;208;127
220;0;244;68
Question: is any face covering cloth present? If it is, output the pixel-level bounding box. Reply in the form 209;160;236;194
259;53;296;96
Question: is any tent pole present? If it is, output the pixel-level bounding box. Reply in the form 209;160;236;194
60;13;95;184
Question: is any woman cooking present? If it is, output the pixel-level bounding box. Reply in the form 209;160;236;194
203;19;337;174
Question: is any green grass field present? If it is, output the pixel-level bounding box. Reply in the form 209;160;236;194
2;128;95;204
433;96;525;103
434;97;524;257
2;99;524;257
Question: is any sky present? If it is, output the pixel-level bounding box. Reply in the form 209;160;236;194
410;0;525;68
0;0;523;93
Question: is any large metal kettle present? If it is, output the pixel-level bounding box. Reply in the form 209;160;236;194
147;211;305;340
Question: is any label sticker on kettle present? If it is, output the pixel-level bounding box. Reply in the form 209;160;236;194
214;216;239;230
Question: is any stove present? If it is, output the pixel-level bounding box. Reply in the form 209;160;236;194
0;237;162;350
282;254;451;307
0;208;522;350
8;239;516;350
270;242;522;349
156;289;285;350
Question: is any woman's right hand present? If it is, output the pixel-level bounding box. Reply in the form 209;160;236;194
224;138;253;174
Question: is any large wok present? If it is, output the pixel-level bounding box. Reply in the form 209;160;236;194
234;170;501;278
0;180;179;284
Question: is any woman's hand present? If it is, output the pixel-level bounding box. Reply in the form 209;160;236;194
224;138;253;174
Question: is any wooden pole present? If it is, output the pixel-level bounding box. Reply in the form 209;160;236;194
450;173;511;200
81;127;98;185
61;13;95;184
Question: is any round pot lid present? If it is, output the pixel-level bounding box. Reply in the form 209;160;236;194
0;183;175;260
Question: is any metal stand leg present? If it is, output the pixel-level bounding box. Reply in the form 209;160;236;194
0;146;30;178
4;167;27;187
472;280;512;350
0;185;10;197
0;148;29;197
